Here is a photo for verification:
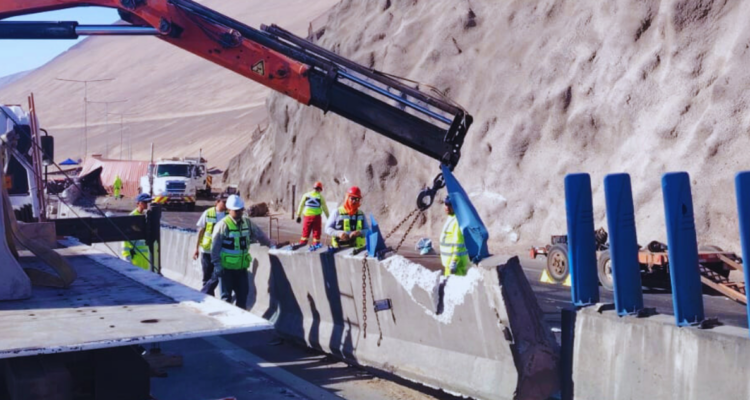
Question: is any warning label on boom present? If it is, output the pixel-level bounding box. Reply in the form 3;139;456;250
251;60;265;76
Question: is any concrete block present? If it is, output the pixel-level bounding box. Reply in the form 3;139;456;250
156;228;559;399
572;306;750;400
259;249;558;400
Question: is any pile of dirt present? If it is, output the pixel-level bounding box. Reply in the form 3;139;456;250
226;0;750;252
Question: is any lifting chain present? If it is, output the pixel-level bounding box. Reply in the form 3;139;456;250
361;256;384;346
384;207;424;255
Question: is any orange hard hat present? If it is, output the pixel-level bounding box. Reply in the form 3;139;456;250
347;186;362;197
314;181;323;190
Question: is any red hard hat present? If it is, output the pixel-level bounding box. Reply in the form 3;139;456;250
347;186;362;197
314;181;323;190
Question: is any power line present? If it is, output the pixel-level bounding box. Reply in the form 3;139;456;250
54;78;115;159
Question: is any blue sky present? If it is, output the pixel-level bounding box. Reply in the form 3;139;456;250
0;7;120;78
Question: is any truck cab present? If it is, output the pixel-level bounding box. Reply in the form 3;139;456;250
140;158;207;211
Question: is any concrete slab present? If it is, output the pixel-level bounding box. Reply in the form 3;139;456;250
0;244;270;359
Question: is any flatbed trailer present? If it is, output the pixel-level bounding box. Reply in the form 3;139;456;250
530;236;746;305
0;242;270;398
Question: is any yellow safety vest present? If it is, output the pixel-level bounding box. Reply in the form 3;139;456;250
299;191;324;217
220;216;253;270
440;215;469;276
122;209;150;270
331;206;365;249
200;207;219;252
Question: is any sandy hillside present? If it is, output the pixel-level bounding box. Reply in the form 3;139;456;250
0;0;337;169
225;0;750;253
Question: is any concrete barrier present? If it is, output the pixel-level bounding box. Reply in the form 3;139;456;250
571;306;750;400
260;249;559;400
157;227;559;399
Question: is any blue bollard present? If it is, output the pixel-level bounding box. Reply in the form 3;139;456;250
734;172;750;330
564;173;599;306
603;173;644;316
661;172;704;326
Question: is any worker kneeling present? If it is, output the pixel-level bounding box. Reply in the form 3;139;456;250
325;186;369;249
440;195;469;276
210;195;271;309
121;193;152;270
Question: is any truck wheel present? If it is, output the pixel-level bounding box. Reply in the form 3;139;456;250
546;244;569;283
187;202;196;212
597;250;614;292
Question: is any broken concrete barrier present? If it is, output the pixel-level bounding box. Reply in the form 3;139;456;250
157;227;559;399
257;249;559;400
570;306;750;400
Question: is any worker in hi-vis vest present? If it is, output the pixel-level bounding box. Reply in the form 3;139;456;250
122;193;152;270
325;186;369;249
440;195;469;276
193;193;228;296
296;181;329;249
112;175;123;199
210;195;271;309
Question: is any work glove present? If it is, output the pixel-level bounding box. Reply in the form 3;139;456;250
296;217;301;224
212;267;225;280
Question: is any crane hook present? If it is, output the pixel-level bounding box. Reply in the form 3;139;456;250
416;173;445;211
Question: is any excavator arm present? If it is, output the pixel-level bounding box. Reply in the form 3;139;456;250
0;0;473;209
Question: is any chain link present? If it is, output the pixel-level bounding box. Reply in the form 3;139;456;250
361;256;368;339
361;256;384;346
384;208;420;240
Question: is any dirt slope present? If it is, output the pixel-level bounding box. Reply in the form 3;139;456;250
0;0;336;170
226;0;750;252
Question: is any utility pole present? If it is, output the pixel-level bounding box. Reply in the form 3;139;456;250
55;77;114;159
108;112;139;160
87;99;127;158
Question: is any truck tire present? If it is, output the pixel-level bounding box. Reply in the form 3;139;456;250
546;244;569;283
597;250;614;292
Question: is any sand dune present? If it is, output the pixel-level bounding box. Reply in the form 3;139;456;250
225;0;750;252
0;0;337;169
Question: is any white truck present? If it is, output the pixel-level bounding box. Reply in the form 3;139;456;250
139;157;211;211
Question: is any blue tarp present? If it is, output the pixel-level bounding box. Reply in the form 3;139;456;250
60;158;79;165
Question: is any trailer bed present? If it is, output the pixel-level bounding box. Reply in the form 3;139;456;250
0;243;270;359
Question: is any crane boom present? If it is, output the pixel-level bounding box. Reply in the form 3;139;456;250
0;0;472;172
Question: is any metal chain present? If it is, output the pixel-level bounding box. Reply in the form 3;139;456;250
361;256;368;339
384;208;420;240
392;210;423;254
361;256;384;346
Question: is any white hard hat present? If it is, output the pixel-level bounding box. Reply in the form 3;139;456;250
226;195;245;210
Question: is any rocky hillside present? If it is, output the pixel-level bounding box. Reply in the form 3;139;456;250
226;0;750;252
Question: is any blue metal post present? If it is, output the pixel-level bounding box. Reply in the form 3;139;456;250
734;172;750;329
661;172;704;326
603;173;644;315
564;173;599;306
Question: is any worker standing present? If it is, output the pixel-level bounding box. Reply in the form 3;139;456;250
325;186;369;249
113;175;123;199
296;181;329;250
439;195;469;276
210;195;271;309
121;193;152;270
193;193;228;296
